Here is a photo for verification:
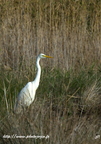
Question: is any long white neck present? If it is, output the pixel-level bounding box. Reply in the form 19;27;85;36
34;56;41;90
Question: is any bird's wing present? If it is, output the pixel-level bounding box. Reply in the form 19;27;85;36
17;82;34;105
14;82;36;114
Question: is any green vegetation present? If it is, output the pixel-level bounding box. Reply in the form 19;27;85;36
0;66;101;144
0;0;101;144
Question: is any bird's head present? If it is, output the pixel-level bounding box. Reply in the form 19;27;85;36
39;53;53;59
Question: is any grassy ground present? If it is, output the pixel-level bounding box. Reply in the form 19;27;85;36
0;0;101;143
0;66;101;144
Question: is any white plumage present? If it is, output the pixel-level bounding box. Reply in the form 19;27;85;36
14;53;52;114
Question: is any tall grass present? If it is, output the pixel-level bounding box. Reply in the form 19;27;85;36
0;0;101;70
0;66;101;144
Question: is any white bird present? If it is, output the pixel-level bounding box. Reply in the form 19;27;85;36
14;53;52;114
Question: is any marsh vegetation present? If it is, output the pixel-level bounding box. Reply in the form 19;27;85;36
0;0;101;144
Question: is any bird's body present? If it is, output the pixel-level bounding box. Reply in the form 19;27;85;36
14;53;52;114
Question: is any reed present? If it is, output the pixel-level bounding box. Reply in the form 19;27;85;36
0;0;101;71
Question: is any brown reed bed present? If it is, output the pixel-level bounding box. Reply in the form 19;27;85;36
0;0;101;71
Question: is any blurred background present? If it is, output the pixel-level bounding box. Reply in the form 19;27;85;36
0;0;101;71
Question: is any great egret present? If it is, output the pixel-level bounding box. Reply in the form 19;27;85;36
14;53;52;114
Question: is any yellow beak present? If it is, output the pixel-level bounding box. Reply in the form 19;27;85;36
44;55;53;58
